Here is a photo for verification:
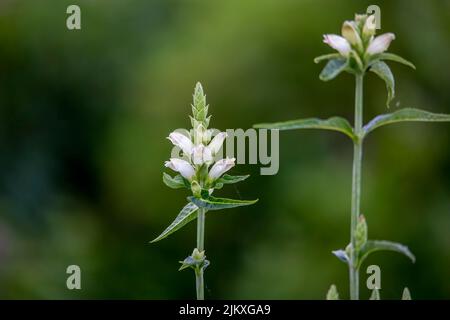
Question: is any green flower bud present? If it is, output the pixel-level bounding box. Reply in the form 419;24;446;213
342;21;363;51
192;82;209;125
355;214;368;251
191;180;202;198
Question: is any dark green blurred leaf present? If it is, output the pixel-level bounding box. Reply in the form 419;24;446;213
370;61;395;108
358;240;415;268
319;59;348;81
163;173;188;189
151;202;198;243
254;116;355;140
214;174;249;189
188;196;258;211
363;108;450;136
378;53;416;70
314;53;341;64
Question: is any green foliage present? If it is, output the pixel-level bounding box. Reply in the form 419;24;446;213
370;61;395;107
213;174;250;189
375;53;416;70
163;173;189;189
254;116;355;141
188;195;258;211
319;59;348;81
179;248;210;272
358;240;415;268
363;108;450;136
151;203;198;243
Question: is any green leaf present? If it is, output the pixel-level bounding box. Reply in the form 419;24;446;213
215;174;249;187
326;284;339;300
363;108;450;136
402;287;412;300
370;61;395;108
379;53;416;70
254;116;355;141
188;196;258;211
314;53;341;64
150;202;198;243
319;58;348;81
163;173;188;189
358;240;415;268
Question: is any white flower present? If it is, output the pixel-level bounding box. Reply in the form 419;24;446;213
208;158;235;180
366;33;395;55
341;21;362;48
168;132;193;156
207;132;227;155
363;15;376;38
193;124;207;145
165;158;195;180
323;34;352;56
192;144;213;165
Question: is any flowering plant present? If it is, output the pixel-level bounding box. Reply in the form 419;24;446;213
152;82;257;300
255;14;450;300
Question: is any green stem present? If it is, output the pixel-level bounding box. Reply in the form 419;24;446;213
196;207;206;300
350;74;364;300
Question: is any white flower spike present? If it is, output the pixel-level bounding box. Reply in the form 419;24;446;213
323;34;352;57
165;158;195;180
192;144;213;165
208;158;236;180
207;132;227;155
168;132;194;156
366;33;395;55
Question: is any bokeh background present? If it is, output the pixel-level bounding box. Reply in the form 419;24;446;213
0;0;449;299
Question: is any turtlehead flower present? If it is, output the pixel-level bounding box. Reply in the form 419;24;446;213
165;158;195;180
168;132;194;156
323;34;351;57
207;132;227;155
341;21;362;50
362;15;376;38
208;158;235;180
366;33;395;55
192;144;213;165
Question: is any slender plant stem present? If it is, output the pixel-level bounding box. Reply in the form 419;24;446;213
350;74;364;300
196;207;206;300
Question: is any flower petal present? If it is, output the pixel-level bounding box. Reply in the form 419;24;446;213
208;158;235;180
366;33;395;55
165;158;195;180
323;34;351;56
167;132;194;156
208;132;227;154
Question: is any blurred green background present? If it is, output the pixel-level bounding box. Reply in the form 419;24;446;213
0;0;449;299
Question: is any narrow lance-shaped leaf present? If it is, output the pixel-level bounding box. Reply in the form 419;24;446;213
188;196;258;211
378;53;416;70
370;60;395;108
151;202;198;243
163;173;188;189
213;174;250;189
358;240;415;268
319;59;348;81
314;53;341;64
363;108;450;136
254;116;355;141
